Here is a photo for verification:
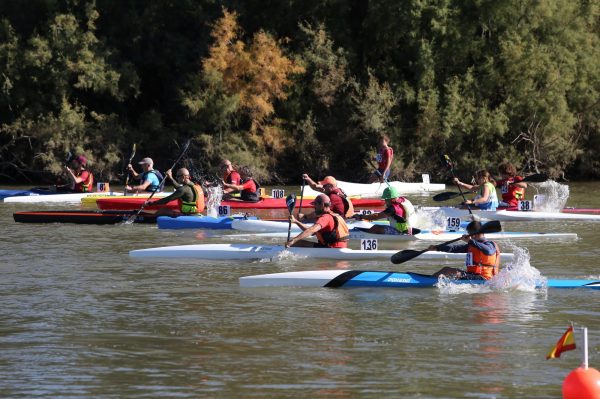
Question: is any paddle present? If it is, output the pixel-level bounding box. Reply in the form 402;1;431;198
297;176;305;218
123;143;137;196
432;173;550;202
124;139;192;224
390;220;502;264
441;154;476;219
286;193;297;242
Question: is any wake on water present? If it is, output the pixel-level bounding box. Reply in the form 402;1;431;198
437;244;548;295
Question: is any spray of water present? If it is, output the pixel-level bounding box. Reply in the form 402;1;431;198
531;181;569;212
437;244;548;294
413;207;448;231
206;185;223;217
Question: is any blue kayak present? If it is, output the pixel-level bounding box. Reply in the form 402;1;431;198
157;215;258;230
240;270;600;289
0;189;39;200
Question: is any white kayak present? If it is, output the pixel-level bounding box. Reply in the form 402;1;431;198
302;179;445;198
418;206;600;222
228;219;577;241
224;229;577;242
129;243;515;262
3;191;124;203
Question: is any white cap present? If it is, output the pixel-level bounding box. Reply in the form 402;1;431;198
138;157;153;165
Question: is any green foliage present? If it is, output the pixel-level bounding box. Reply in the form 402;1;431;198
0;0;599;184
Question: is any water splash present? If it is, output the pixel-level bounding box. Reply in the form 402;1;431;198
530;181;569;212
437;244;547;294
206;185;223;217
413;207;448;231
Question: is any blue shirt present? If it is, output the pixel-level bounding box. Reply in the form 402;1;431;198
437;239;497;255
142;170;161;192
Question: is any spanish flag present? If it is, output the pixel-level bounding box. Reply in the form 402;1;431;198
546;325;576;359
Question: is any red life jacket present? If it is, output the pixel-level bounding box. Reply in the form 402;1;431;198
329;188;354;218
499;176;525;206
75;171;94;193
466;241;500;280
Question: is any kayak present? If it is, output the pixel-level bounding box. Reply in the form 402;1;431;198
157;215;258;230
224;229;578;242
13;210;157;224
129;243;515;262
239;270;600;289
97;196;385;211
0;189;41;200
418;206;600;222
302;179;445;198
80;192;172;206
3;191;124;204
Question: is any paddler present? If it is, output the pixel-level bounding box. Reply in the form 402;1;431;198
221;165;261;202
453;169;499;211
146;168;204;216
368;134;394;183
285;193;350;248
428;221;500;280
220;159;241;198
126;157;164;193
352;186;416;235
300;174;354;219
56;155;94;193
496;161;527;207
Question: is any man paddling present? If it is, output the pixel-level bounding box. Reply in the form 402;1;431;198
300;174;354;219
146;168;204;216
428;221;501;280
126;157;164;193
285;194;350;248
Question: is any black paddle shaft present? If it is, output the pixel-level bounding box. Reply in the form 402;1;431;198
390;220;502;264
286;194;297;242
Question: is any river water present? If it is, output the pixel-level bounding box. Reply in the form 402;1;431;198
1;182;599;398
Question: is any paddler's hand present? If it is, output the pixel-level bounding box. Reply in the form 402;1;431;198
460;234;471;242
165;169;173;178
285;239;294;248
288;214;297;224
125;185;134;191
127;163;134;171
145;200;154;206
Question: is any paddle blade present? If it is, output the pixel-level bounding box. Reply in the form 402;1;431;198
432;191;462;202
390;249;426;264
286;194;296;214
478;220;502;234
520;173;548;183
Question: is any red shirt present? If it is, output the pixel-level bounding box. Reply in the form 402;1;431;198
315;213;347;248
376;146;393;171
496;176;525;207
329;192;346;217
74;170;93;193
241;179;257;194
225;171;241;185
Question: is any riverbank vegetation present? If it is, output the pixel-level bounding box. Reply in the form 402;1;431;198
1;0;599;184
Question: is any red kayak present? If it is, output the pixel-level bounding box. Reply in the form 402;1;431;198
95;196;385;211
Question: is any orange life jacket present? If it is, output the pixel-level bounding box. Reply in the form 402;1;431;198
177;183;205;214
316;211;350;248
466;241;500;280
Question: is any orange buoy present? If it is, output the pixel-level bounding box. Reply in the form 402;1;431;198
562;367;600;399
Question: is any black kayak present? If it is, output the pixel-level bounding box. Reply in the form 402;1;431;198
13;210;158;224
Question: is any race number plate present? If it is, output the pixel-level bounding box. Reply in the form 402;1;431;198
218;205;231;216
271;189;285;199
361;239;378;251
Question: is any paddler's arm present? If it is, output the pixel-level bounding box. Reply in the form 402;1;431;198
289;214;311;231
286;222;322;248
302;173;324;192
453;177;478;192
148;186;185;206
